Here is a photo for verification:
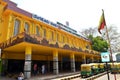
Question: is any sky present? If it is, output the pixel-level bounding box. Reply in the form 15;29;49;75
10;0;120;33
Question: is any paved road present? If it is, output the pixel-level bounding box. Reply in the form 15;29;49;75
94;73;120;80
72;73;120;80
2;72;120;80
1;72;80;80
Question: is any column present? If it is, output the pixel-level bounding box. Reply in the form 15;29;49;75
70;53;75;72
91;57;94;63
0;4;4;39
82;55;86;64
47;61;50;72
19;19;25;33
6;14;13;40
96;57;100;63
60;56;63;71
53;50;59;75
24;46;32;79
99;57;101;63
0;59;1;76
0;49;1;76
1;59;8;76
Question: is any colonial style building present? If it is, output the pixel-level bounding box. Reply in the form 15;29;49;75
0;0;100;79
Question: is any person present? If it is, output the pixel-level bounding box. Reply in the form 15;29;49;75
33;63;37;76
37;66;40;74
41;65;45;74
18;72;24;80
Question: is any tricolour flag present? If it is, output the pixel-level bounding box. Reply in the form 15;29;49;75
98;10;106;34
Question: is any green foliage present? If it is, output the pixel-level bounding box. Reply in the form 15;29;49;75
87;35;93;41
88;35;108;52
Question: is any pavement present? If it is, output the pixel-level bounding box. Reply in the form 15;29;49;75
1;71;80;80
2;72;120;80
51;74;80;80
94;73;120;80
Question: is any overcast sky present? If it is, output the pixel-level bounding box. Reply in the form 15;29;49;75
10;0;120;33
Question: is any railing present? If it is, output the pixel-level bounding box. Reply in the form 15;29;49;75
0;32;25;49
0;32;100;56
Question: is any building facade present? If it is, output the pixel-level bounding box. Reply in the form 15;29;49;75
0;0;100;79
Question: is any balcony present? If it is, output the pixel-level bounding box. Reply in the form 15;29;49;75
0;32;99;56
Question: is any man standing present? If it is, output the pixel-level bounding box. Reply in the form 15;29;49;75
33;64;37;76
41;65;45;74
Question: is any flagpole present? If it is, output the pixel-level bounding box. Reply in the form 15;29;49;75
102;9;116;80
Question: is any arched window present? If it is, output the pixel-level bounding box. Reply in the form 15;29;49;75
62;36;65;43
36;26;40;36
43;29;46;38
56;33;59;42
13;19;20;36
25;22;30;33
50;31;54;40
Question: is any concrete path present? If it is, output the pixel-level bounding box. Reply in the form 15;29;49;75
1;72;80;80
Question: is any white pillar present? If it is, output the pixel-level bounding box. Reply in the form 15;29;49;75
70;53;75;72
91;57;94;63
24;46;32;79
82;55;86;64
53;50;59;74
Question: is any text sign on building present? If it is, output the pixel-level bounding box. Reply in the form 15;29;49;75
101;52;110;62
32;14;58;27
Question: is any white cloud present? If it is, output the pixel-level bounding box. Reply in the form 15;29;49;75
10;0;120;32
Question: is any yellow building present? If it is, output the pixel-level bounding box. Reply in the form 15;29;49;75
0;0;100;78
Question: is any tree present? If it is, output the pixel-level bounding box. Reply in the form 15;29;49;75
79;25;120;52
102;25;120;52
80;27;108;52
80;27;97;38
91;36;108;52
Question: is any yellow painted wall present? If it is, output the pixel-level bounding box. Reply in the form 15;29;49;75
0;1;7;43
32;55;53;61
0;0;91;51
2;52;53;61
0;0;101;62
2;52;24;60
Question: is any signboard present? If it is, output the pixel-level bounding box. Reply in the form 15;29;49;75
32;14;58;27
101;52;110;62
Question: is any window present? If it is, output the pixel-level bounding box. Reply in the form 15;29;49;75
86;44;90;49
72;39;74;46
66;37;69;44
36;26;40;36
62;36;65;43
13;19;20;36
43;29;46;38
25;22;30;33
51;31;54;40
57;33;59;42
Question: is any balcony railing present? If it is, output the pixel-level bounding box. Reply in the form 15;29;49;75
0;32;100;56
